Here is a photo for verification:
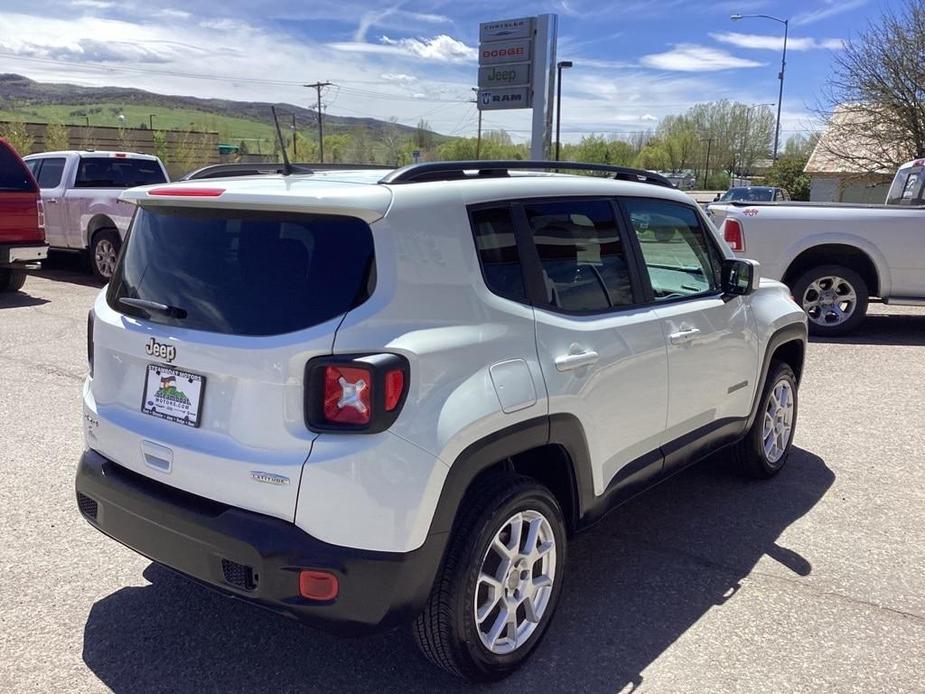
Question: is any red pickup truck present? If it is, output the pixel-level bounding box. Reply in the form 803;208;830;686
0;138;47;292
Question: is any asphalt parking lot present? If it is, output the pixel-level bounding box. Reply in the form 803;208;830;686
1;257;923;693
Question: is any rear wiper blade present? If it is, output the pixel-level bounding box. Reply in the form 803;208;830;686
119;297;188;319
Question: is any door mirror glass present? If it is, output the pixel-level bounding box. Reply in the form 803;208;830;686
722;258;759;295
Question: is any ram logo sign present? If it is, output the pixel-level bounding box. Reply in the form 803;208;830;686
478;88;530;111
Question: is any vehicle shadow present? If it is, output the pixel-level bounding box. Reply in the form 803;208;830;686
81;448;833;693
811;312;925;347
0;290;49;309
33;252;103;288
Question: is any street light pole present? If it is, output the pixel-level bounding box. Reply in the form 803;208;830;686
555;61;572;161
731;13;789;160
471;87;482;160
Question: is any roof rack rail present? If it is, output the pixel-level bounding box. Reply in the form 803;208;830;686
180;162;386;181
378;160;674;187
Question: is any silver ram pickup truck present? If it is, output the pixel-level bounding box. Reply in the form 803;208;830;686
707;159;925;336
24;151;168;281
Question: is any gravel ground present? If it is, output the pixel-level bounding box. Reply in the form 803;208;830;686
1;257;923;693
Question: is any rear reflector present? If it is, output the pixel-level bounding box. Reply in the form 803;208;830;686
724;218;745;252
299;570;339;601
323;365;372;425
148;187;225;197
384;369;405;412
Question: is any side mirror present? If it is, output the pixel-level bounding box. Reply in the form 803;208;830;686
722;258;760;296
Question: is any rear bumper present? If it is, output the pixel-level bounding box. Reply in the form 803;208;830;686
75;449;446;634
0;242;47;267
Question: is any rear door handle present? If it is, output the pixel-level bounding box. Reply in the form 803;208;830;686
669;327;701;344
45;198;58;204
555;350;599;372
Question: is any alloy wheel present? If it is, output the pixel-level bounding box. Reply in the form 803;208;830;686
801;275;857;327
473;510;557;655
762;378;794;463
95;239;117;279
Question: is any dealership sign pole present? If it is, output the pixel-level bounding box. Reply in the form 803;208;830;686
477;14;558;159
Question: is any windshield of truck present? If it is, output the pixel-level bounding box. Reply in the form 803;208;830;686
887;167;923;205
720;187;774;202
75;157;167;188
107;206;375;336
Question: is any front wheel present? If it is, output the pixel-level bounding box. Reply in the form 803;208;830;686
0;268;27;293
89;228;121;283
791;264;868;336
413;474;567;682
731;361;798;478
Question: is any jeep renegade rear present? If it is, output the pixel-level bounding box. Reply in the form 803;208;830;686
77;162;807;682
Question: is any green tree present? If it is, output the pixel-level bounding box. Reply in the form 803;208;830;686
44;121;70;151
635;143;671;170
152;130;169;164
764;156;811;200
0;117;34;155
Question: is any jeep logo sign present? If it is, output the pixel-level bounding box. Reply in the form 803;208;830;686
478;63;531;90
145;337;176;363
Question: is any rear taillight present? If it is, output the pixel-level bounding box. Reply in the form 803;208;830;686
724;218;745;252
305;354;409;433
87;311;94;377
36;198;45;233
299;570;339;601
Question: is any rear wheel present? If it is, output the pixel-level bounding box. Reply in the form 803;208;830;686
0;268;27;293
413;474;567;682
89;228;121;283
791;264;868;336
731;361;798;478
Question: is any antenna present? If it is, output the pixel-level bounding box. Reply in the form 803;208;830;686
271;106;293;175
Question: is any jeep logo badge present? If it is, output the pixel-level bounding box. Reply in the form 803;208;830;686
145;338;176;363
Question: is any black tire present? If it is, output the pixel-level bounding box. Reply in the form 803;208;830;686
0;268;27;293
89;228;121;283
731;361;798;479
413;474;567;682
790;264;868;337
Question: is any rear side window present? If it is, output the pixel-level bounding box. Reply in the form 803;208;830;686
108;207;375;336
0;143;36;192
624;198;722;300
887;168;923;205
76;158;166;188
524;199;634;312
36;158;66;188
470;207;526;302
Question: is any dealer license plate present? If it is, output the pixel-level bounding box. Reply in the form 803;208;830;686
141;364;205;428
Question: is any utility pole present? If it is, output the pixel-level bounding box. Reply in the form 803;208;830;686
703;135;714;189
291;113;297;159
470;88;482;159
304;81;332;163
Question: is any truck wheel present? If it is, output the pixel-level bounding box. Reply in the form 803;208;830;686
0;268;27;293
413;474;566;682
731;361;798;479
791;264;868;336
90;228;121;283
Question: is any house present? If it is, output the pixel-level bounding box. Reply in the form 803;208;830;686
804;107;899;203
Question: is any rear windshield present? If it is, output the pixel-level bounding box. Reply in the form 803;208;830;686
76;157;167;188
107;206;375;336
887;167;923;205
0;143;37;193
721;187;774;202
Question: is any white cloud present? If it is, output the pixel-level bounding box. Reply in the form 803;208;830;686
379;35;476;63
794;0;868;26
640;44;763;72
331;34;475;64
71;0;114;8
711;32;844;51
640;114;658;122
380;73;417;83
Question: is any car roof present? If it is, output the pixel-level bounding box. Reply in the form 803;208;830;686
24;150;161;161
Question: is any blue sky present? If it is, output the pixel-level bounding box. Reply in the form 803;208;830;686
0;0;903;142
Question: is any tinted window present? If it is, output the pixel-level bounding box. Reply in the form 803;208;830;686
0;144;36;192
471;207;526;302
721;187;774;202
624;198;722;300
75;158;166;188
36;157;66;188
108;207;375;336
524;199;634;312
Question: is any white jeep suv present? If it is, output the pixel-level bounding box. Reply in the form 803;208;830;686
76;161;807;682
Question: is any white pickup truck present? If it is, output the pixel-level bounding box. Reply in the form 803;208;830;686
23;151;169;281
707;159;925;335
